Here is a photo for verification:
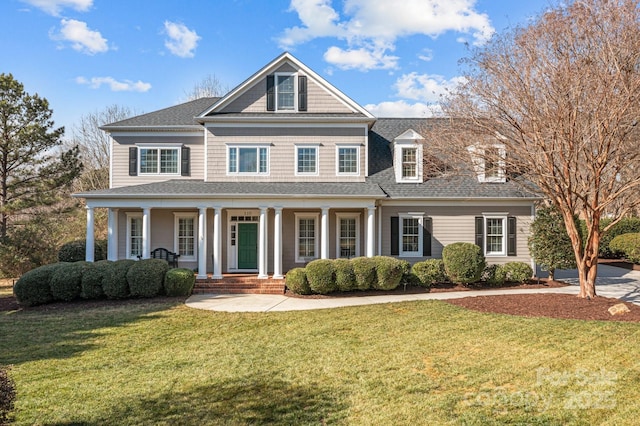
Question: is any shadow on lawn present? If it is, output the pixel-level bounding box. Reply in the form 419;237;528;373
92;374;349;425
0;297;185;366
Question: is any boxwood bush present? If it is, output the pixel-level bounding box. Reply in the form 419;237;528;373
0;366;15;426
81;260;112;299
50;261;89;301
103;259;134;299
285;268;311;295
442;242;486;285
334;258;356;292
351;257;376;290
126;259;170;298
14;263;67;306
412;259;446;288
164;268;196;296
609;233;640;264
373;256;403;290
501;262;533;283
305;259;337;294
481;264;507;287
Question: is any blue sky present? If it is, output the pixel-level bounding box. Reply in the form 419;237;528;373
0;0;551;137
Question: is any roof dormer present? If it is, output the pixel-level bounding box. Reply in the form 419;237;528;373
468;143;506;183
393;129;424;183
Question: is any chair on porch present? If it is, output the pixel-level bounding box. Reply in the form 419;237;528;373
139;247;180;268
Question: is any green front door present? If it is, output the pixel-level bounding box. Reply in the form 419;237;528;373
237;223;258;269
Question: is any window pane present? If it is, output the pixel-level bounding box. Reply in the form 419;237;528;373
339;218;356;258
339;147;358;174
160;149;178;174
486;218;504;253
130;217;142;257
229;148;237;173
298;218;315;258
485;147;501;179
402;218;419;252
402;148;417;178
139;149;158;174
239;148;257;173
297;147;317;173
277;75;295;110
178;217;195;257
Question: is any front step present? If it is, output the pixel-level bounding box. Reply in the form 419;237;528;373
194;276;286;295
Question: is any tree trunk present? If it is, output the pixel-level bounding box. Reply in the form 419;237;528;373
548;269;555;281
576;256;598;299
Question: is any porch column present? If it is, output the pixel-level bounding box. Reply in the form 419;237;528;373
258;206;268;279
107;208;119;261
273;206;283;279
142;207;151;259
197;207;208;280
321;206;329;259
366;205;375;258
85;206;95;262
212;206;223;279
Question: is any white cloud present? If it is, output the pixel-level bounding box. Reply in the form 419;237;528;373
51;19;109;55
76;76;151;92
163;21;200;58
279;0;345;46
364;100;442;118
395;72;467;103
323;46;398;71
20;0;92;16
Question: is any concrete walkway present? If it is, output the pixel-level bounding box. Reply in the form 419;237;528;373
185;264;640;313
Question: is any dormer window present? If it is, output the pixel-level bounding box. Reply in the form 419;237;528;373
393;129;424;183
266;73;307;112
277;74;295;110
402;147;418;179
469;143;506;183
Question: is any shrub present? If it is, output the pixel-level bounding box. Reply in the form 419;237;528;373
285;268;311;295
609;233;640;264
305;259;337;294
600;217;640;258
164;268;196;296
13;263;66;306
529;207;576;279
127;259;169;298
58;239;107;263
334;258;356;292
442;242;485;285
351;257;377;290
501;262;533;283
373;256;403;290
103;259;134;299
412;259;446;288
482;264;506;287
50;261;89;301
0;366;15;425
81;260;112;299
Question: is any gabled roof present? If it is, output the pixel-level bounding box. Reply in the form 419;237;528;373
197;52;375;120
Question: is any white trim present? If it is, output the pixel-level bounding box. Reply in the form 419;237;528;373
107;131;202;137
137;146;181;176
483;214;508;257
173;212;198;262
274;71;298;112
295;144;319;176
295;212;319;263
226;210;260;272
125;212;143;260
226;145;270;176
399;214;424;258
335;212;360;258
394;143;423;183
335;145;360;176
469;143;507;183
203;127;208;182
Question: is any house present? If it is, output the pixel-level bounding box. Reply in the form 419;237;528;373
74;52;538;284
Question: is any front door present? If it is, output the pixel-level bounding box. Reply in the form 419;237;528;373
237;223;258;269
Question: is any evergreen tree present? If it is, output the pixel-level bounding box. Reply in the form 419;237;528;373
528;207;576;280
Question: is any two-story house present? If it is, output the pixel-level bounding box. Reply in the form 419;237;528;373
75;52;538;286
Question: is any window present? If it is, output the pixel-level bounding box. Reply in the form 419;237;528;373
139;147;179;175
228;146;269;174
402;147;417;179
296;146;318;175
337;146;359;175
276;74;295;110
295;213;319;263
174;214;197;260
485;217;506;256
336;213;360;258
126;213;143;259
469;144;506;183
399;215;424;257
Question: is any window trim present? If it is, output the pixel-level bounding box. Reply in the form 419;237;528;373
125;212;143;260
483;214;507;256
335;213;360;258
469;144;507;183
295;144;319;176
275;72;297;112
136;146;181;176
226;144;270;175
336;145;360;176
394;142;423;183
399;214;424;257
295;212;319;263
173;213;198;262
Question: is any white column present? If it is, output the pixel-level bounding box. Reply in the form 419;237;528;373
273;207;283;279
258;206;268;279
197;207;208;279
142;207;151;259
321;206;329;259
85;206;95;262
366;205;376;258
107;208;119;261
212;207;222;279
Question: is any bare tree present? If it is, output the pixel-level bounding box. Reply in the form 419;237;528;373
183;74;229;101
439;0;640;298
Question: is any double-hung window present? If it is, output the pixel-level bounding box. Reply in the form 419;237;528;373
126;213;143;259
228;146;269;175
337;146;359;175
295;213;319;263
476;214;517;257
296;145;318;175
485;216;506;256
139;147;179;174
402;147;418;179
276;74;295;110
399;214;424;257
174;213;197;261
336;213;360;258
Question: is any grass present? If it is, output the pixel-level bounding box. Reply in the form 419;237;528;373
1;298;640;425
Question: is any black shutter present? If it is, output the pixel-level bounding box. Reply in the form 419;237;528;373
129;147;137;176
298;75;307;111
181;146;190;176
475;217;484;249
390;216;399;256
423;217;432;257
266;75;275;111
507;216;517;256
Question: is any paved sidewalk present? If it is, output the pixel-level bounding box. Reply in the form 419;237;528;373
185;264;640;313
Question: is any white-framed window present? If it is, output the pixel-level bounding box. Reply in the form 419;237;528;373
484;215;507;256
469;144;506;183
400;214;424;257
336;146;359;175
336;213;360;258
402;147;417;179
276;73;296;111
126;212;143;259
296;145;318;175
295;213;319;263
174;213;197;261
139;147;180;175
227;146;269;175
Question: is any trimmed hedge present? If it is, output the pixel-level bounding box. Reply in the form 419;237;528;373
103;259;134;299
609;233;640;264
351;257;376;290
285;268;311;295
373;256;403;290
412;259;446;288
482;264;506;287
81;260;112;299
334;258;357;292
443;242;486;285
306;259;337;294
50;262;89;301
126;259;170;298
501;262;533;283
164;268;196;296
14;263;66;307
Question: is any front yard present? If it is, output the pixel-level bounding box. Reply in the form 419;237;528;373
1;296;639;425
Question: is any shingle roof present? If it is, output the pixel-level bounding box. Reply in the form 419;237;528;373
101;97;219;128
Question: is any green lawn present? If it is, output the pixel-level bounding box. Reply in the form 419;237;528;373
1;297;639;425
